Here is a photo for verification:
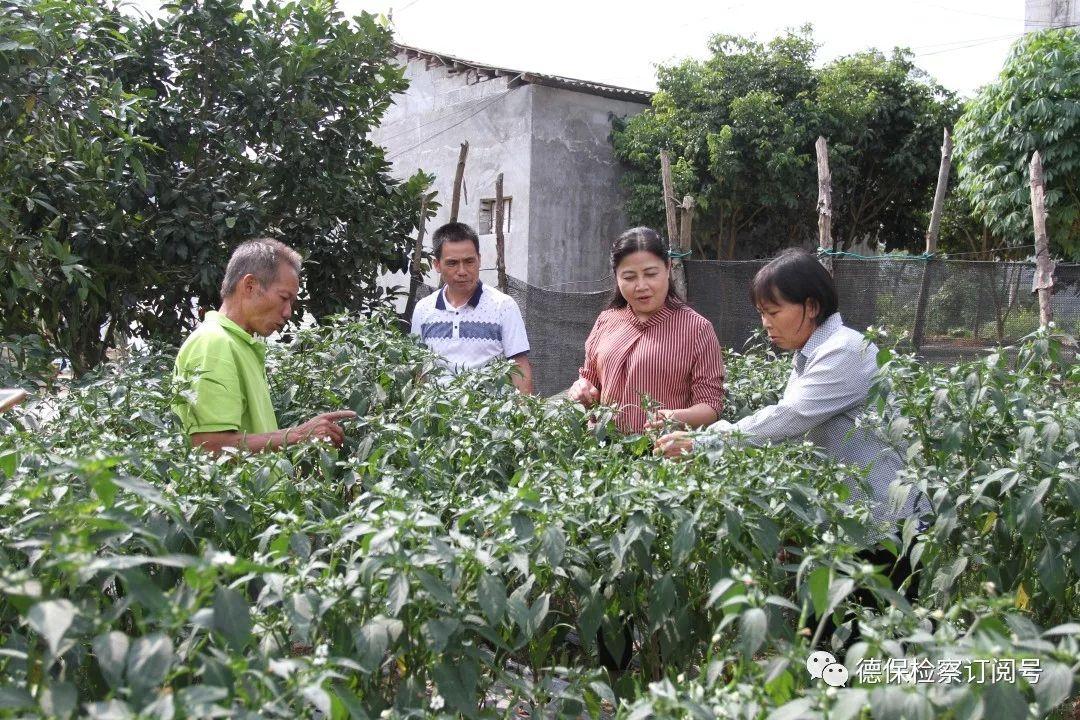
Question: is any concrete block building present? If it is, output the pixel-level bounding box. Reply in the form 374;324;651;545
1025;0;1080;30
371;44;651;293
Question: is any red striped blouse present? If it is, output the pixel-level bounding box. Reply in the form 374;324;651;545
578;301;725;433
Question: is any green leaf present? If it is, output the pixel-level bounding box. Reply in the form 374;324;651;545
387;571;408;617
739;607;767;657
826;577;855;615
92;631;130;690
829;688;869;720
27;599;77;657
529;594;550;638
1036;543;1065;598
415;569;454;605
213;587;251;651
511;512;535;541
432;658;479;719
981;683;1028;720
302;685;332;715
672;514;696;565
130;156;147;190
83;700;134;719
868;685;910;720
766;698;814;720
0;687;34;710
1032;661;1073;714
39;680;77;720
125;633;173;692
421;618;459;653
353;616;401;674
647;574;676;630
477;573;506;625
808;566;830;618
540;525;566;567
0;451;17;478
176;686;227;717
286;591;318;642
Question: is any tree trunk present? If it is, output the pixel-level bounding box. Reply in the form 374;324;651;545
1029;151;1055;327
449;141;469;223
495;173;508;293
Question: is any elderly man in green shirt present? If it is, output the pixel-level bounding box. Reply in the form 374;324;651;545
174;238;354;453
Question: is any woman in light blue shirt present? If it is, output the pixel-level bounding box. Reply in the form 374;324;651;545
658;248;926;645
657;248;924;525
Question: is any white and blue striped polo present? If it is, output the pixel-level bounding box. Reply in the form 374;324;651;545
410;282;530;374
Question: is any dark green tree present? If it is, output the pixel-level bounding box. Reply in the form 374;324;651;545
611;28;961;258
816;49;959;253
0;0;432;375
612;30;818;259
954;28;1080;260
0;0;150;375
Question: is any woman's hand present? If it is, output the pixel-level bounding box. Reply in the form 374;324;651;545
568;377;600;406
645;408;684;432
655;430;695;458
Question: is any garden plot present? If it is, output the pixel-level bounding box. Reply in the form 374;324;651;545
0;315;1077;719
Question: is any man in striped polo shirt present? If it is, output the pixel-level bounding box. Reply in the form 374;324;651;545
410;222;534;393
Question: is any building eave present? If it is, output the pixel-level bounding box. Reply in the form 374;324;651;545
394;42;653;104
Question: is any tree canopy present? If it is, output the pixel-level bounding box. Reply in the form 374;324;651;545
611;28;960;259
954;27;1080;260
0;0;432;375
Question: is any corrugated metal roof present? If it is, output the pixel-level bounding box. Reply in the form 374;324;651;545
394;43;653;104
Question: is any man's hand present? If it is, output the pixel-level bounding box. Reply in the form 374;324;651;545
568;378;600;406
655;430;695;458
289;410;357;447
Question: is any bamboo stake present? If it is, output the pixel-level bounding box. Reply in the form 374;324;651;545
815;136;834;274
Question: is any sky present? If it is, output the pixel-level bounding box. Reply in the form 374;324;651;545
121;0;1033;98
329;0;1028;98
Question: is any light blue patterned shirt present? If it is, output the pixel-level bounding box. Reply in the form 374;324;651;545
696;313;923;524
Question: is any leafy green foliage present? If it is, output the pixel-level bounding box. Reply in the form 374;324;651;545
0;0;433;375
611;28;959;259
870;333;1080;625
0;316;1077;717
954;28;1080;260
0;0;149;375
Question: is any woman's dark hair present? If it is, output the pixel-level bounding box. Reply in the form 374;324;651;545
607;227;683;309
749;248;839;326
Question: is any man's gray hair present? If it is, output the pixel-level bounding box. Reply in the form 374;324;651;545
220;238;302;298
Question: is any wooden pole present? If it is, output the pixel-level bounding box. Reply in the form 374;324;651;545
404;193;431;323
660;150;679;248
912;129;953;351
679;195;695;250
449;141;469;223
815;137;834;274
670;195;694;300
495;173;508;294
925;129;953;253
1030;151;1055;327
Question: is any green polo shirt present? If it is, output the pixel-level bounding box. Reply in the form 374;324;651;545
172;311;278;436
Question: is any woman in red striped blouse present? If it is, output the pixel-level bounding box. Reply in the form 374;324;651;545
569;227;725;433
